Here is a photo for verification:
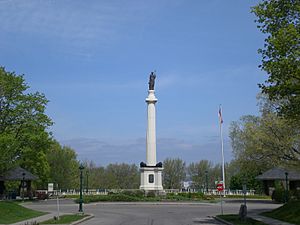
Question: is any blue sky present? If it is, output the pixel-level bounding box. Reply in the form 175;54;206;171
0;0;266;166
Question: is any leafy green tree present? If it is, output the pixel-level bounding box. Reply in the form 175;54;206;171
0;67;52;185
228;170;263;191
229;97;300;191
229;174;242;190
187;160;214;189
230;112;300;170
225;160;262;191
83;160;106;189
47;141;80;189
163;158;186;189
104;163;139;189
252;0;300;120
225;161;240;189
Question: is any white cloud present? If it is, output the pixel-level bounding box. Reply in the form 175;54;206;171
60;136;232;166
31;79;145;94
0;0;159;56
154;65;263;92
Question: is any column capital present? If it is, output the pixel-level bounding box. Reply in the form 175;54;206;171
146;90;157;103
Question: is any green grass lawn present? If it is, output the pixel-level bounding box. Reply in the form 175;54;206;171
217;214;267;225
0;201;46;224
261;200;300;225
40;214;88;224
224;195;271;200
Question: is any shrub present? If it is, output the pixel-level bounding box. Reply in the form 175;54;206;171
272;189;285;203
167;192;176;197
122;190;144;198
75;193;141;203
177;192;205;199
109;193;140;201
290;190;300;201
35;191;48;200
272;182;288;203
146;191;156;198
166;193;187;201
191;192;205;199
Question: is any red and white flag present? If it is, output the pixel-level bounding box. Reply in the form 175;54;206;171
218;105;223;124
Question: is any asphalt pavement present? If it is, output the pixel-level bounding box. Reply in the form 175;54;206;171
21;199;281;225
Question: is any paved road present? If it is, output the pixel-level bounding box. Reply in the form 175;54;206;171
23;199;281;225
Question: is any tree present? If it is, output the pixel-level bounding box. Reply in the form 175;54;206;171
230;113;300;170
229;96;300;175
229;172;263;191
83;160;106;189
187;160;215;189
47;141;80;189
163;158;186;189
227;159;263;191
0;67;53;185
252;0;300;120
104;163;139;189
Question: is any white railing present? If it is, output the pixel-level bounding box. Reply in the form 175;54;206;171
38;188;256;196
176;188;255;195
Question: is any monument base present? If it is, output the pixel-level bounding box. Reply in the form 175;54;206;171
140;166;163;191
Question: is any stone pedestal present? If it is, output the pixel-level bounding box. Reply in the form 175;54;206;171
140;167;163;191
140;89;163;191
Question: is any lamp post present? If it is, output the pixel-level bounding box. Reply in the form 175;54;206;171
285;172;289;203
205;170;208;193
86;170;89;194
22;172;25;202
242;177;247;207
56;183;60;220
79;164;85;212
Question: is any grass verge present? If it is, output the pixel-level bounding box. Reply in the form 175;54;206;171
224;195;271;200
40;214;88;224
0;201;46;224
217;214;267;225
261;200;300;225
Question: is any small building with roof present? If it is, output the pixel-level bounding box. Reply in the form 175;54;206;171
0;166;38;199
256;167;300;196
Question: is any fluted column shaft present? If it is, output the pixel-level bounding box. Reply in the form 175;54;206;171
146;90;157;166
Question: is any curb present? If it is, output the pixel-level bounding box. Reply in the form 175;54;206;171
91;201;217;206
71;214;94;225
42;214;94;225
213;216;234;225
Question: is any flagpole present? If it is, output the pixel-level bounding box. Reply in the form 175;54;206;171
219;105;226;197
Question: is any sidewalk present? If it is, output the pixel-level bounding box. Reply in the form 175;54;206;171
10;213;57;225
215;214;295;225
9;213;94;225
248;214;295;225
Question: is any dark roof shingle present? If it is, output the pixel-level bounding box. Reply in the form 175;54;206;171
256;167;300;181
0;167;38;181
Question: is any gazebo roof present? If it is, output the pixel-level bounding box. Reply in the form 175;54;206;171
0;166;38;181
256;167;300;181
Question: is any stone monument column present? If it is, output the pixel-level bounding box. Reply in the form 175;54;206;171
140;72;163;192
146;90;157;166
